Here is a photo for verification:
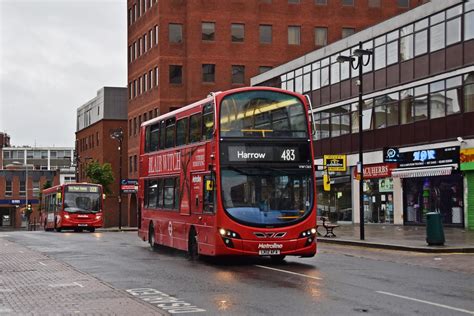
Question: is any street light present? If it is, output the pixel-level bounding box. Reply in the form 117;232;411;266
337;41;373;241
110;128;124;230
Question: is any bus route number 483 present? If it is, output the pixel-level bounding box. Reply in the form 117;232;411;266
281;149;296;161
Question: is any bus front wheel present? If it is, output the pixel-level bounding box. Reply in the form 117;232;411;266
188;229;199;260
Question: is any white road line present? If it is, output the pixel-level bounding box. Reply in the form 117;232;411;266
18;251;24;253
38;261;47;266
73;282;84;288
376;291;474;315
255;265;322;280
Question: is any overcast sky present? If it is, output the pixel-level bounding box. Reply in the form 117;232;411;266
0;0;126;148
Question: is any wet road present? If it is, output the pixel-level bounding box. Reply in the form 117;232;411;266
2;231;473;315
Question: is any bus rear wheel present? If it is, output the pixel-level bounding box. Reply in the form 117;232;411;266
149;225;158;250
188;229;199;261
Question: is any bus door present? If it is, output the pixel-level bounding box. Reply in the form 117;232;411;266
191;172;215;249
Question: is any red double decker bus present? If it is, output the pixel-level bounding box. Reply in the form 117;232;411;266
138;87;317;261
41;183;104;232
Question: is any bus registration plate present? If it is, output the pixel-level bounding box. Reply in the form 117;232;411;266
78;224;88;227
259;250;280;256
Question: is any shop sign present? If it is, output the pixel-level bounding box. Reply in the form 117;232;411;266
398;146;459;168
460;148;474;171
121;179;138;194
354;163;396;179
324;155;347;172
383;147;400;163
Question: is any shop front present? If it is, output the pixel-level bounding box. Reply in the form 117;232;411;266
460;147;474;230
355;163;397;224
389;146;463;227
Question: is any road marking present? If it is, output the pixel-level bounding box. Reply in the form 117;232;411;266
49;282;84;288
0;289;14;293
18;251;24;253
254;265;322;280
127;288;206;314
376;291;474;315
39;261;47;266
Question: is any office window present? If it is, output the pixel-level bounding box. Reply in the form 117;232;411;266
259;25;272;44
259;66;272;74
144;73;148;92
446;17;461;46
315;0;327;4
20;180;25;196
144;34;147;53
155;67;159;86
315;27;328;46
288;0;300;3
414;30;428;56
368;0;381;7
231;24;244;42
155;25;159;45
134;155;137;172
342;0;353;6
202;22;215;41
288;26;301;45
169;23;183;43
466;12;474;41
232;65;245;84
5;180;12;197
397;0;409;8
202;64;215;83
149;69;153;89
169;65;182;84
33;181;40;197
342;28;355;38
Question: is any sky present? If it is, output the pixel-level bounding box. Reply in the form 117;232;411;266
0;0;127;148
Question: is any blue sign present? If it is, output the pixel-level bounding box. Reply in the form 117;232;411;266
0;199;39;205
121;179;138;185
383;147;400;163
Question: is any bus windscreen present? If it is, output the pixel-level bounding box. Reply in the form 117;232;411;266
64;186;101;213
219;90;308;138
221;167;313;226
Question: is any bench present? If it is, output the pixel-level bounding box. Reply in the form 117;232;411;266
317;216;339;238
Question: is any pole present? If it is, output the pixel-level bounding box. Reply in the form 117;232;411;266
118;137;123;230
358;41;365;241
25;158;28;227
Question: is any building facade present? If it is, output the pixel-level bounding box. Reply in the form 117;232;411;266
252;0;474;230
0;146;69;229
75;87;129;227
126;0;421;215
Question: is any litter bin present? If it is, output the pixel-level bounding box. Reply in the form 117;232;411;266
426;212;445;246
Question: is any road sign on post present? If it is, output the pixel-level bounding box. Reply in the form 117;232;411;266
121;179;138;194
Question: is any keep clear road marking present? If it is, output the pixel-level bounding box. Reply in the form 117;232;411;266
377;291;474;315
254;265;322;280
49;282;84;288
39;261;47;266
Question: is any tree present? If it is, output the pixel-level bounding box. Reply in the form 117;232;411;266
85;161;115;194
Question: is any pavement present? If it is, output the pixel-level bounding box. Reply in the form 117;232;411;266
318;223;474;253
0;237;164;315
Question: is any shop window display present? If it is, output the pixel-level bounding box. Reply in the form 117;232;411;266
403;174;463;225
363;178;394;224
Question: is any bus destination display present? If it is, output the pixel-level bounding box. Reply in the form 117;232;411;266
226;145;301;163
66;186;99;193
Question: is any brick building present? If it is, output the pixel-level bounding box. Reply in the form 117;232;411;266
0;132;11;168
1;146;74;229
252;0;474;229
126;0;422;218
75;87;129;227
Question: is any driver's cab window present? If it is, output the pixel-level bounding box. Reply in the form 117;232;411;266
203;173;215;213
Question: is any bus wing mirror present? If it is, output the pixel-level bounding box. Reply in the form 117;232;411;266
103;194;107;200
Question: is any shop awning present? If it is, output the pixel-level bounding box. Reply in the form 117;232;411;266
391;165;455;178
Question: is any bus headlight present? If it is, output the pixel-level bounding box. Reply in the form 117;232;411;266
64;214;70;219
95;215;101;220
218;228;241;239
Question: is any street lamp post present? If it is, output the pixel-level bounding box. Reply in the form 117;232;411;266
337;41;373;241
110;128;124;230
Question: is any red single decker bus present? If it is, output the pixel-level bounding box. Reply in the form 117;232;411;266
41;183;104;232
138;87;317;261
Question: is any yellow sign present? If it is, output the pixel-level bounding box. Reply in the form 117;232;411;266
323;174;331;191
324;155;347;172
205;180;214;191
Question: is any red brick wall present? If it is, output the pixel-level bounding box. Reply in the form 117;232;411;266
76;120;128;227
